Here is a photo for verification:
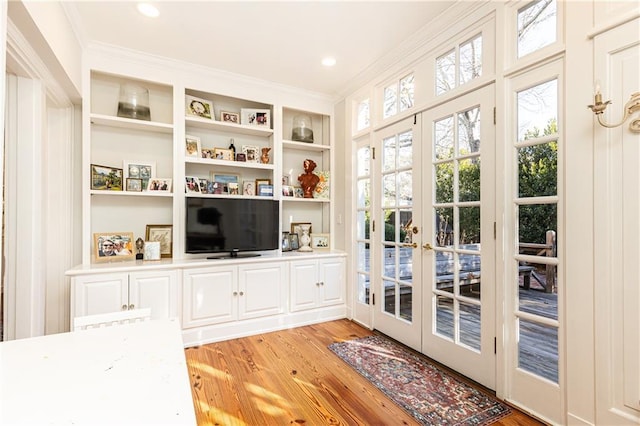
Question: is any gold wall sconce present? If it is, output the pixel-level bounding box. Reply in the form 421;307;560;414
588;86;640;133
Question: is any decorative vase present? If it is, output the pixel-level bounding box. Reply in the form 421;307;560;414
291;115;314;143
117;83;151;121
298;224;313;252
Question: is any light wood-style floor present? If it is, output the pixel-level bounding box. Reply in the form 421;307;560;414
184;319;545;425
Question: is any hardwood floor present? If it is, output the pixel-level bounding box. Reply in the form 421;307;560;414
184;319;545;425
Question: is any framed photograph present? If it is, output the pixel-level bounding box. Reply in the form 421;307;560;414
147;178;172;192
242;145;259;163
185;95;213;119
311;233;330;250
235;153;247;162
123;160;155;190
228;182;240;195
255;178;271;188
241;108;270;127
291;222;312;239
91;164;123;191
294;187;304;198
282;175;290;186
201;148;214;159
213;148;234;161
198;178;209;194
185;176;201;193
282;185;294;197
185;135;201;158
126;178;143;192
258;184;273;196
220;111;240;124
243;180;255;196
289;233;300;250
93;232;135;262
145;224;173;258
143;241;161;261
211;173;239;185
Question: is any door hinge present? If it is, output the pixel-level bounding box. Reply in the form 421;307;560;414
494;222;496;239
372;293;375;305
414;114;417;125
493;107;496;125
372;220;375;233
494;337;497;354
372;147;375;160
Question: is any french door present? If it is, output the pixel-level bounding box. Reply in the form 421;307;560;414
421;85;496;389
372;116;422;351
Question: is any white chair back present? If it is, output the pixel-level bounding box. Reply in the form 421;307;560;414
73;308;152;331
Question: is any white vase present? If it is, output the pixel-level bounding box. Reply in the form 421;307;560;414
298;224;313;252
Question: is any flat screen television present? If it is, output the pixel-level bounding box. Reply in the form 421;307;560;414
185;197;279;258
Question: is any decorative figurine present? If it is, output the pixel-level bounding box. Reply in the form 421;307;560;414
298;224;313;252
298;159;320;198
135;237;145;260
260;147;271;164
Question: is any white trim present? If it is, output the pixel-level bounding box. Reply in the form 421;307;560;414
0;0;7;341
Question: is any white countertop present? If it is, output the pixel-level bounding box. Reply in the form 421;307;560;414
0;318;197;425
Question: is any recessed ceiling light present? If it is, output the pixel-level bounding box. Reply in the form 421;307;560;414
137;3;159;18
321;57;337;67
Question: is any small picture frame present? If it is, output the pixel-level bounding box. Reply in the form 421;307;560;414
220;111;240;124
235;153;247;162
258;184;273;196
282;185;294;197
126;178;142;192
211;173;239;185
241;108;271;127
185;135;201;158
145;224;173;258
147;178;172;192
185;95;213;119
143;241;161;261
311;233;330;250
242;145;259;163
289;233;300;250
201;148;214;159
185;176;201;193
282;175;290;186
294;187;304;198
93;232;135;262
213;148;234;161
198;178;209;194
243;180;255;196
255;178;271;188
123;160;155;190
91;164;123;191
291;222;312;240
228;182;240;195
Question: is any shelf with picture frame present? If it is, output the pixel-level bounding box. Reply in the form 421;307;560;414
83;70;175;264
281;106;332;249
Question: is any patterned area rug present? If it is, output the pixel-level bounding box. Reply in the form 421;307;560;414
328;334;511;425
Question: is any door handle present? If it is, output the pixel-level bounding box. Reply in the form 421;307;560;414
423;243;433;250
401;242;418;248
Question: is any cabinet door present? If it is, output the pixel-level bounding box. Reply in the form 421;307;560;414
72;273;128;317
182;267;237;328
318;257;345;307
289;260;320;312
129;270;178;320
238;263;286;320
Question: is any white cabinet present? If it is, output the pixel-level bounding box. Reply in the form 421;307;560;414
238;263;286;320
290;257;345;312
72;270;178;319
182;262;286;328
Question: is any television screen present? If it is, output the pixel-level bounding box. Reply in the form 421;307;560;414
185;198;279;256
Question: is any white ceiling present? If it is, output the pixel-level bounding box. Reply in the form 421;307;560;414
64;1;454;98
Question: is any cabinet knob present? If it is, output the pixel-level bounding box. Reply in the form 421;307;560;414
316;282;320;286
233;291;238;296
128;304;135;310
121;304;128;311
239;291;244;296
320;281;324;286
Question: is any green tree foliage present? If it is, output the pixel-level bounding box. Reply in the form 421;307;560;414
518;119;558;244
